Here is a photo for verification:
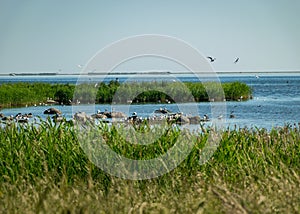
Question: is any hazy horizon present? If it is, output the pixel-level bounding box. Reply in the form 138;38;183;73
2;70;300;76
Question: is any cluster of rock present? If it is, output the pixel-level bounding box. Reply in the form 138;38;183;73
121;110;210;125
156;113;210;125
1;106;214;126
91;110;127;119
0;112;33;123
73;112;94;123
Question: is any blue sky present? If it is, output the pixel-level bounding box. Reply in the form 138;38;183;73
0;0;300;73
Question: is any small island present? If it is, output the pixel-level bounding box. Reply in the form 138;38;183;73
0;80;252;108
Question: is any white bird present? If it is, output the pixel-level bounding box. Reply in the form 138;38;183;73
207;56;216;62
217;115;223;120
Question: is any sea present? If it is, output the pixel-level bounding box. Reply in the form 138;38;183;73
1;73;300;131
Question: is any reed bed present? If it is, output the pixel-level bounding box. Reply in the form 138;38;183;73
0;120;299;213
0;80;252;108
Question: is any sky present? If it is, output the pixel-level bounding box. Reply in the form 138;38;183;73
0;0;300;74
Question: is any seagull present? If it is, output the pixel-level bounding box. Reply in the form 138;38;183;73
217;115;223;120
207;56;216;62
234;57;239;64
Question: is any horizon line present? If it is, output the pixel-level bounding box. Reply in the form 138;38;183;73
1;70;300;76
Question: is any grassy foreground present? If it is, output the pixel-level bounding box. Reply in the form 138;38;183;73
0;120;299;213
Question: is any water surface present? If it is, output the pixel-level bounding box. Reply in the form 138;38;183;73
1;74;300;130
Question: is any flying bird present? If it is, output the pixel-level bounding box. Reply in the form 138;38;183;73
207;56;216;62
234;57;239;64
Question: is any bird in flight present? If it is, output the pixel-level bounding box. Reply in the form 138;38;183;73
207;56;216;62
234;57;239;64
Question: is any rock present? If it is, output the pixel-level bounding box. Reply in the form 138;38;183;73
103;111;127;118
74;112;93;123
176;115;190;124
154;108;172;114
102;111;111;118
111;112;127;118
43;108;62;115
46;99;58;104
189;116;201;124
91;113;107;119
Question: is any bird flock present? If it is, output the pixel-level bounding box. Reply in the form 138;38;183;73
207;56;240;64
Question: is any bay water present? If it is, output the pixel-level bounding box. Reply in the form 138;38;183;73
1;74;300;130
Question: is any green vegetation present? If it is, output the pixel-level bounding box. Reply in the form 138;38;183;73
0;120;299;213
0;82;75;108
0;80;252;108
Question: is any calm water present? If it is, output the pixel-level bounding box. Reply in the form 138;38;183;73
1;74;300;130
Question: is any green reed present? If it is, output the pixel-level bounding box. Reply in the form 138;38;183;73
0;120;299;213
0;80;252;108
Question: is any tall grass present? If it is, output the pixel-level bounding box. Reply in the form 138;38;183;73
0;120;299;213
0;81;252;108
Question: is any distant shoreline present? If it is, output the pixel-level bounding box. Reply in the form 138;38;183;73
1;70;300;76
